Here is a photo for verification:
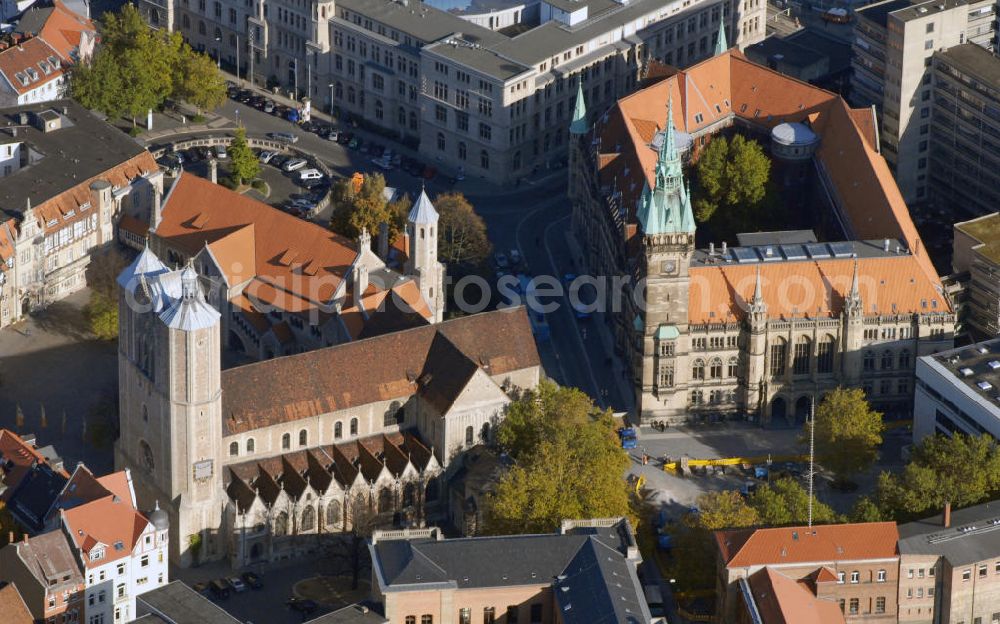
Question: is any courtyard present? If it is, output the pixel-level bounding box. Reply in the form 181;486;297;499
0;289;119;475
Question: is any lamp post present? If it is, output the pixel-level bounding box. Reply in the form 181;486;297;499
214;36;222;69
248;29;255;88
328;82;334;116
235;32;240;86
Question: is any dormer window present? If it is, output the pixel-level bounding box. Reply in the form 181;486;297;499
26;68;38;81
90;548;104;561
39;61;51;75
48;56;60;69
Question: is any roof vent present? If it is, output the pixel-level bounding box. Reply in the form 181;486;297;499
988;361;1000;371
960;368;974;377
978;381;994;392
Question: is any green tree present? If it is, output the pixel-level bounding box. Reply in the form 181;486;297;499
483;381;630;535
86;291;118;340
749;477;838;526
810;388;884;485
691;134;774;233
850;496;884;523
874;433;1000;520
433;192;491;266
694;489;759;530
227;127;259;185
330;173;406;242
174;43;226;113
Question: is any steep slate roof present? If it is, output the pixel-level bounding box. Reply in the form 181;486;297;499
372;520;650;623
746;568;845;624
0;429;61;502
594;49;942;295
716;522;900;569
0;582;33;624
220;307;539;435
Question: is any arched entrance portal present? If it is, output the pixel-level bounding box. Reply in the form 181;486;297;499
771;397;787;426
795;396;812;426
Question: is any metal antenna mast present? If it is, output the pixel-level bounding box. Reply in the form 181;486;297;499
808;395;816;528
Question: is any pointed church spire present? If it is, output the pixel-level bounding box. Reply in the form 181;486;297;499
715;25;728;56
569;81;588;135
845;257;863;315
850;258;860;298
752;265;764;305
637;94;696;236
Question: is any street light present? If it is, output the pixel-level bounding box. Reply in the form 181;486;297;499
328;82;334;116
214;36;222;69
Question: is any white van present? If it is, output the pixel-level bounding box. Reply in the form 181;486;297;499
298;169;323;180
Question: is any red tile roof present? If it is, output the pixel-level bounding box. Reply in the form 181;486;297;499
716;522;899;569
62;493;149;568
220;307;539;435
747;568;845;624
595;49;943;294
36;0;95;62
688;255;945;324
0;429;67;501
0;37;63;95
0;582;34;624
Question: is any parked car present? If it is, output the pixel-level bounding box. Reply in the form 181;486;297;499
263;101;275;114
269;154;290;168
337;131;352;145
298;168;323;181
347;137;360;150
299;121;315;133
241;572;263;589
209;579;231;600
192;581;210;597
286;108;300;123
299;177;329;190
214;144;228;160
268;131;298;144
325;129;339;142
282;158;308;172
258;150;276;164
618;427;638;449
228;577;247;593
194;146;212;160
286;598;317;614
236;90;254;103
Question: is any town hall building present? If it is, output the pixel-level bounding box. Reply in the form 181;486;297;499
569;44;956;426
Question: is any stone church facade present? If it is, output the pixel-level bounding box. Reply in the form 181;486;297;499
568;48;956;426
113;193;540;568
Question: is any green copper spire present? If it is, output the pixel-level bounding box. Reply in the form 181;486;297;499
569;81;588;135
715;25;728;56
637;95;696;235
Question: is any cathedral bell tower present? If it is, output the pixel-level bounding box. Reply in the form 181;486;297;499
636;96;697;423
843;258;864;384
745;266;769;418
116;253;223;567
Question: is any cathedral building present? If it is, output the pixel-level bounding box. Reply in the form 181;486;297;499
113;204;541;567
142;173;444;361
569;46;956;426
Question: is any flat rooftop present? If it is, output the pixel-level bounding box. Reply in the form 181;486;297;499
857;0;913;28
899;499;1000;566
955;212;1000;264
938;43;1000;88
927;337;1000;409
692;238;914;267
0;100;147;217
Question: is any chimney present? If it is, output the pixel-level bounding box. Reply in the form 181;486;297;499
208;158;217;184
883;238;890;252
721;241;727;254
944;501;951;528
709;242;715;255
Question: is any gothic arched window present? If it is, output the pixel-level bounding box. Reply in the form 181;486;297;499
299;429;308;447
229;442;239;456
350;418;358;436
335;421;343;439
282;433;291;450
300;506;315;531
326;500;341;526
273;511;288;536
246;438;255;454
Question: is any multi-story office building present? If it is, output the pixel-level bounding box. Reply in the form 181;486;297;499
952;213;1000;339
930;44;1000;220
141;0;766;184
850;0;995;205
913;337;1000;441
898;501;1000;624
